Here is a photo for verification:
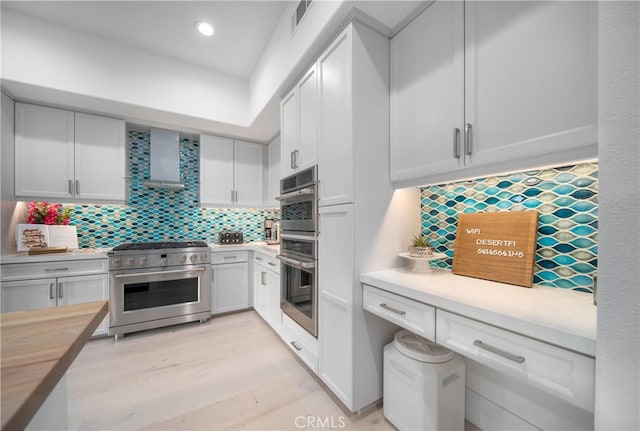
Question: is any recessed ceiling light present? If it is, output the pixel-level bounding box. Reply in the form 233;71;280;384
195;21;214;37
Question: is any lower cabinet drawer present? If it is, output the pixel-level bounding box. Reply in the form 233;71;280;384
1;259;107;281
436;310;595;412
282;314;318;374
212;251;248;264
363;284;436;341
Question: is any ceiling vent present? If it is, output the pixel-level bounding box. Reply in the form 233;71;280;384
291;0;313;33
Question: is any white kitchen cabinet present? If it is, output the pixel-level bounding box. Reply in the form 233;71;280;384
211;251;250;315
313;22;410;413
73;112;126;201
317;29;353;206
280;64;317;177
265;135;281;207
200;134;264;207
318;204;354;404
390;1;598;187
281;313;319;373
252;252;281;332
14;103;126;202
0;259;109;336
1;278;57;312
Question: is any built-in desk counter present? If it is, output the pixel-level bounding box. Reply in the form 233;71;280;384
361;268;597;429
360;267;596;356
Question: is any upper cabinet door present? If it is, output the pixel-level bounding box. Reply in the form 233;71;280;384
390;1;465;184
15;103;74;199
200;134;235;206
296;64;318;173
234;140;264;207
317;28;353;207
74;113;125;202
465;0;598;171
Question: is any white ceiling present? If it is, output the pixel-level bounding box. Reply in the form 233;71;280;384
2;0;289;79
2;1;423;80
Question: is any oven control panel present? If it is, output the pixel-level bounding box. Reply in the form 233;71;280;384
109;251;211;270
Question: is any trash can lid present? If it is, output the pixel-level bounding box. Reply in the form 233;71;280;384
393;330;454;363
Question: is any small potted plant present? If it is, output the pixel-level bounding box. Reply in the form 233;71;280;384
409;234;434;258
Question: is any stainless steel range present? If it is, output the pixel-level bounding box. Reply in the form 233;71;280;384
108;241;211;339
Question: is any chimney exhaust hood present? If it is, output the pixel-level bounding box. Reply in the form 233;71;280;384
144;128;185;190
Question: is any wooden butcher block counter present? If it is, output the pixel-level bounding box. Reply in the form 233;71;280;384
1;300;108;430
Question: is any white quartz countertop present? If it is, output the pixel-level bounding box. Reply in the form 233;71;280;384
360;267;597;357
1;249;110;264
209;242;280;257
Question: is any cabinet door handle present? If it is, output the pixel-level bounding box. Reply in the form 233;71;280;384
58;282;64;299
453;128;461;159
261;271;267;286
49;283;55;300
234;190;238;202
464;123;473;155
379;303;406;316
473;340;525;364
68;179;74;195
290;151;295;169
230;190;235;202
75;180;80;195
290;341;302;351
294;150;299;168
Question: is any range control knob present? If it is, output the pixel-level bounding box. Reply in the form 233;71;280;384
160;257;168;266
140;256;148;265
190;255;197;263
127;257;135;266
179;255;188;264
112;258;121;267
201;254;209;262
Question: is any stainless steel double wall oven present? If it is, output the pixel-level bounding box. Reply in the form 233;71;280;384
276;166;318;337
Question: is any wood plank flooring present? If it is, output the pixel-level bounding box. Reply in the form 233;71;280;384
67;310;479;430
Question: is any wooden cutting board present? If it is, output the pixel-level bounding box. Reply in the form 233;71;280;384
452;211;538;287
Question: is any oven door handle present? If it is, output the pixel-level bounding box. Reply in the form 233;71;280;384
276;255;316;270
114;267;207;279
275;187;315;201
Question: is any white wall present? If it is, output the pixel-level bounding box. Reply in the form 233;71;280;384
595;2;640;430
1;9;253;136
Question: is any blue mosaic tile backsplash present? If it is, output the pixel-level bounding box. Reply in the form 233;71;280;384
421;163;598;292
69;131;277;248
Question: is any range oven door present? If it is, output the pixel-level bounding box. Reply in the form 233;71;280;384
109;264;211;328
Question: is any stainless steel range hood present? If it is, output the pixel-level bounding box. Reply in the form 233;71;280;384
144;128;185;190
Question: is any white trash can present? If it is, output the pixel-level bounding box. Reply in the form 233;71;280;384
383;330;466;431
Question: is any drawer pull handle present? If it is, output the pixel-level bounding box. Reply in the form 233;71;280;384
473;340;525;364
255;256;263;261
223;256;237;260
45;268;69;272
291;341;302;351
268;262;276;267
379;303;406;316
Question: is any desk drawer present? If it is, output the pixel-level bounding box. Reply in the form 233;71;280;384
363;284;435;341
436;310;595;412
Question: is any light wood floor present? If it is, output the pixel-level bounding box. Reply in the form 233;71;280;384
67;310;479;430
